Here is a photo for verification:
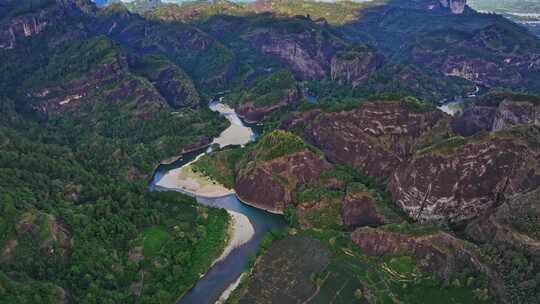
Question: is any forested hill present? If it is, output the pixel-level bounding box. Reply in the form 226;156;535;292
0;1;230;302
1;0;540;303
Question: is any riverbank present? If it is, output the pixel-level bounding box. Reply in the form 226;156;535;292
155;154;235;198
210;102;254;148
214;211;255;266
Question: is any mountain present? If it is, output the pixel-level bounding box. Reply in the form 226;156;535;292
469;0;540;37
1;0;540;303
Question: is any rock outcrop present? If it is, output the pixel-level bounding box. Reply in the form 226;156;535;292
341;188;387;229
330;49;384;87
466;188;540;257
298;101;452;180
132;55;201;109
351;227;508;300
492;100;540;131
235;149;332;213
451;106;497;136
30;38;166;117
408;25;540;90
390;127;540;223
452;97;540;136
439;0;467;14
0;3;63;49
237;87;298;122
244;16;358;81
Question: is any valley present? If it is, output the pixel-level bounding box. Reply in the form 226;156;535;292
1;0;539;303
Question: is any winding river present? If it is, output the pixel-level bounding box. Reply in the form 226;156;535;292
150;101;286;304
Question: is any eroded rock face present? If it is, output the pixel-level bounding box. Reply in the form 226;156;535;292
409;25;540;90
440;0;467;14
300;101;451;180
452;99;540;136
0;5;61;49
451;106;496;136
341;190;386;229
492;100;540;131
330;51;384;87
466;188;540;257
32;55;166;117
351;227;507;300
246;23;348;80
390;131;540;223
237;88;299;122
235;150;332;213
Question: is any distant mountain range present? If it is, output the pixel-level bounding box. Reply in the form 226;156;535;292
468;0;540;36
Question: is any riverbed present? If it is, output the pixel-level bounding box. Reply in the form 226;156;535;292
150;101;285;304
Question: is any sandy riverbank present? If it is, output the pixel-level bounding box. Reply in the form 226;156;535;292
214;211;255;266
155;155;234;198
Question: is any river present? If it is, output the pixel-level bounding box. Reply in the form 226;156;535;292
150;101;286;304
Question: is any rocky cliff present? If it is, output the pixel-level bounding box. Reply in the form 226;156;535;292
330;47;384;87
132;55;201;109
341;185;388;229
237;88;298;122
0;1;66;50
351;226;508;300
390;127;540;223
452;95;540;136
235;149;332;213
247;27;341;80
26;37;166;118
440;0;467;14
407;25;540;92
296;100;452;180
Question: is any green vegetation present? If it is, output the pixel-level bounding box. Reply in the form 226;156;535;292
417;136;468;156
295;187;344;230
132;54;201;108
321;165;406;223
230;231;488;304
234;70;297;107
192;147;244;189
142;226;171;257
0;13;230;303
250;130;310;161
0;0;55;20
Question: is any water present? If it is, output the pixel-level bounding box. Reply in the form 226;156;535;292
150;101;286;304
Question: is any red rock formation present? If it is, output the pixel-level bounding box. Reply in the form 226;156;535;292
237;88;299;122
390;130;540;223
351;227;508;300
330;51;384;87
466;188;540;257
235;150;332;213
452;99;540;136
301;101;451;180
341;190;386;229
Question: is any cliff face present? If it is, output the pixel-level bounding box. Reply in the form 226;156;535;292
299;101;451;180
390;128;540;223
132;55;201;109
244;17;347;80
341;189;387;229
26;38;167;118
351;227;508;299
492;100;540;131
237;87;298;122
466;188;540;257
440;0;467;14
0;4;64;50
235;150;332;213
451;106;497;136
408;25;540;91
453;98;540;136
330;50;384;87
